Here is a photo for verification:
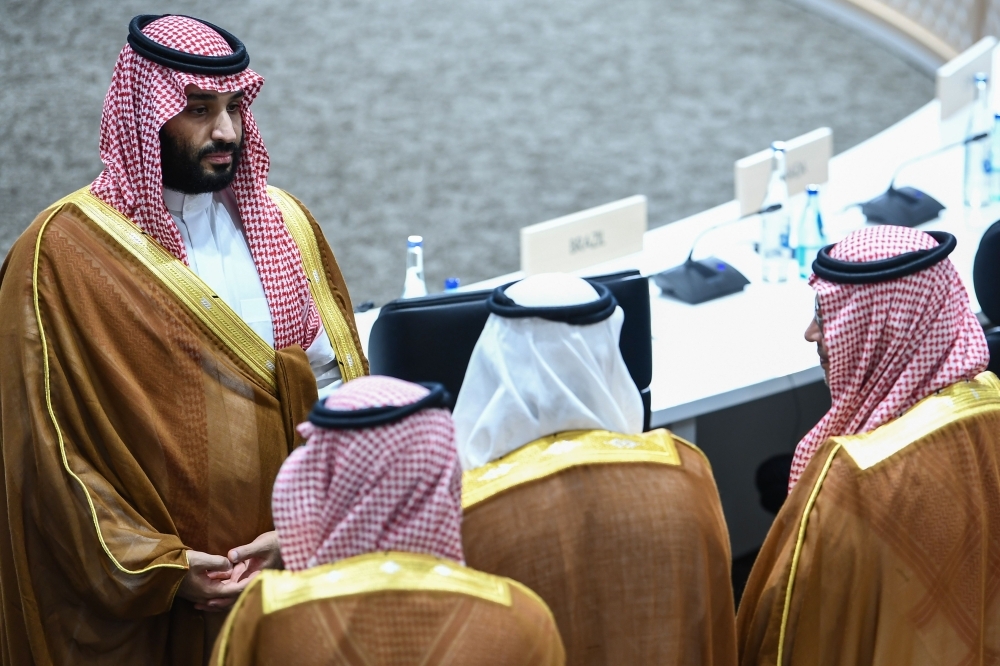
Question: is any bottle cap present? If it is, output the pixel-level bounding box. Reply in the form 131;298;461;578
770;140;787;153
975;72;988;83
444;277;460;290
407;235;423;248
806;184;819;194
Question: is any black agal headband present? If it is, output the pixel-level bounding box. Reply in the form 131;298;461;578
812;231;956;285
487;280;617;325
308;382;450;429
128;15;250;75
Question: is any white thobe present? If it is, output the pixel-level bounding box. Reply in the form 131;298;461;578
163;187;342;396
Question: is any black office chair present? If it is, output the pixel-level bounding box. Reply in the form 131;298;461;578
368;270;654;429
973;220;1000;376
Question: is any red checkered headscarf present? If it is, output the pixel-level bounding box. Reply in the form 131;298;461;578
272;376;464;571
91;15;319;350
789;226;989;490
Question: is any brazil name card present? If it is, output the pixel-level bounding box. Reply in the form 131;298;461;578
520;196;647;276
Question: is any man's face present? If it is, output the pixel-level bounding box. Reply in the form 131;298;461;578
160;85;245;194
804;305;830;385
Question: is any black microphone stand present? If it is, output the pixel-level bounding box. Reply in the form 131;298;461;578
860;131;988;227
652;205;781;304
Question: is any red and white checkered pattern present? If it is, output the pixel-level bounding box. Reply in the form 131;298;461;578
273;376;464;571
90;16;319;350
790;226;989;490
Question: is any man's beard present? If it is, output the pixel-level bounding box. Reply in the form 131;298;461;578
159;129;244;194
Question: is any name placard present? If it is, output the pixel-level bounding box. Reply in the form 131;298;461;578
520;196;647;275
734;127;832;217
937;36;996;119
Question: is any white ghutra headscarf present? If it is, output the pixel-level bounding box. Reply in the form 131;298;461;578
453;273;644;470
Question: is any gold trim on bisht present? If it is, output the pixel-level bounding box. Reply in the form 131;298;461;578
777;440;843;666
214;575;264;666
838;372;1000;470
259;551;513;615
462;428;682;510
56;188;278;391
32;204;188;577
268;186;365;382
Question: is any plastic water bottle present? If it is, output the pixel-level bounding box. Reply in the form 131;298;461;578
964;72;992;207
760;141;791;283
401;235;427;298
990;112;1000;201
797;185;826;279
444;277;460;292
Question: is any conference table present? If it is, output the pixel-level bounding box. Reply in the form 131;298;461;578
353;98;997;554
356;98;995;439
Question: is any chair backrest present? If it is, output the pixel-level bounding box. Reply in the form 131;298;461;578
986;328;1000;377
368;270;653;422
973;219;1000;326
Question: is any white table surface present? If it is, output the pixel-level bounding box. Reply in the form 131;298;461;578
354;99;999;429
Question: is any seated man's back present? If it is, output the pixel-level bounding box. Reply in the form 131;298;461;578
739;373;1000;664
463;428;735;665
212;376;564;666
215;552;562;665
454;274;737;665
737;227;1000;664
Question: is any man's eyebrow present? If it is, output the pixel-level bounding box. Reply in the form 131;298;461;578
185;91;245;102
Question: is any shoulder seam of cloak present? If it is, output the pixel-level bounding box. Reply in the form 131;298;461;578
673;434;713;470
55;187;278;392
777;441;844;665
32;202;188;576
267;186;365;382
504;577;560;629
461;428;681;510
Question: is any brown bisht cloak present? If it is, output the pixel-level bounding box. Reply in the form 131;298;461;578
210;551;566;665
0;187;367;665
462;429;737;665
736;372;1000;666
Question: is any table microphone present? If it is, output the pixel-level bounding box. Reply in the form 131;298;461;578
651;207;776;305
860;131;988;227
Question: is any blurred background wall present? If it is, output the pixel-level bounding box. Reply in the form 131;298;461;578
1;0;932;304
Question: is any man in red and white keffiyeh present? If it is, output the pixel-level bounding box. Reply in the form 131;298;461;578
92;14;320;350
273;376;464;570
0;14;372;663
791;225;990;490
88;13;365;611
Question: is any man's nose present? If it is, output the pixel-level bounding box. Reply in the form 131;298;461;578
211;112;238;144
804;318;820;343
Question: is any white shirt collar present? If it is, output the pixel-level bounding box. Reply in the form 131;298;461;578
162;187;215;217
159;185;339;391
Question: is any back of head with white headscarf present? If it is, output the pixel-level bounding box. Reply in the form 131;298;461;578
453;273;644;470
